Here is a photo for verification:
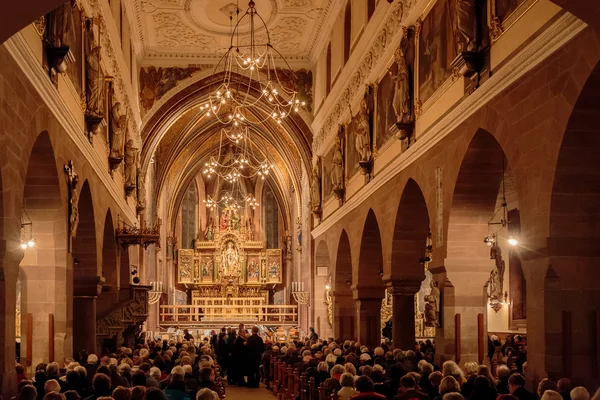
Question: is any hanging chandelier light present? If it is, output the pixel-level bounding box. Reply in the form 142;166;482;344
199;0;306;126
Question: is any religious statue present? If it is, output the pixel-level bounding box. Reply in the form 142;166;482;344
268;261;281;281
85;24;103;117
220;209;229;231
64;161;79;239
330;135;344;192
286;234;292;261
232;209;240;231
392;47;412;126
245;218;254;240
354;100;372;163
47;0;73;49
424;280;440;327
455;0;477;52
247;259;260;282
221;241;240;277
488;242;506;310
310;163;321;214
110;102;127;159
124;140;138;189
296;218;302;249
204;218;214;241
136;170;146;213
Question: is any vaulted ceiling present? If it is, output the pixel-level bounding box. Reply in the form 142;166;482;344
133;0;332;63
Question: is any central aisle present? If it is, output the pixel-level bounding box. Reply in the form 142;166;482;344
224;385;272;400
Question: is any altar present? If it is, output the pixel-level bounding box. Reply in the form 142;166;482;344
163;205;293;326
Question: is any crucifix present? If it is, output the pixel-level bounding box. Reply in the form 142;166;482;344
64;160;79;252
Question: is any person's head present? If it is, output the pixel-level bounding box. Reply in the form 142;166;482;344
360;365;373;377
464;362;478;375
18;381;33;392
199;367;214;382
310;327;315;333
538;378;558;397
355;376;374;393
331;365;345;376
571;387;591;400
439;376;460;395
508;373;525;394
44;380;61;394
142;388;168;400
429;371;443;387
150;367;161;381
344;363;356;376
87;354;98;365
400;374;416;390
63;391;80;400
541;390;563;400
476;365;493;382
496;365;510;380
92;373;112;396
112;386;131;400
339;373;354;388
132;370;147;386
557;378;573;393
496;396;519;400
139;363;151;374
18;385;37;400
317;361;329;373
442;394;465;400
371;370;384;383
195;388;219;400
418;360;433;375
16;364;25;375
170;373;185;385
43;393;65;400
442;361;464;382
131;386;146;400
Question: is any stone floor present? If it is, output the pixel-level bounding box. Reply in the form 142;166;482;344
224;384;272;400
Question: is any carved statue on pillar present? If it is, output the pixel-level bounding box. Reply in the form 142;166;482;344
85;22;103;118
330;132;345;200
124;140;138;195
310;161;322;216
136;171;146;214
455;0;477;52
392;47;411;126
296;217;302;252
488;242;506;312
424;280;440;327
109;102;126;161
354;100;372;163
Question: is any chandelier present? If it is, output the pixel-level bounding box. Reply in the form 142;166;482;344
199;0;305;126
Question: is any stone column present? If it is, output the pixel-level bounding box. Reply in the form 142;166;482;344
73;276;104;355
333;292;355;340
354;286;385;349
387;280;421;350
0;240;22;398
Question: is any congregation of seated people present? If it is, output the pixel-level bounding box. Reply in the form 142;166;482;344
12;329;599;400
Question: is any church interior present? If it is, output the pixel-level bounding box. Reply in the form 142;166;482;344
1;0;600;398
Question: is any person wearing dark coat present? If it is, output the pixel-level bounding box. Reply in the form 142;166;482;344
508;374;537;400
394;375;429;400
245;327;265;388
226;331;238;385
197;368;220;397
468;376;497;400
232;332;247;386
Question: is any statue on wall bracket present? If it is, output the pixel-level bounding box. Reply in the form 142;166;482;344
310;158;322;218
64;160;79;251
354;85;373;176
390;28;415;148
45;0;75;74
109;101;127;170
451;0;485;87
84;18;106;141
330;127;345;202
124;139;139;196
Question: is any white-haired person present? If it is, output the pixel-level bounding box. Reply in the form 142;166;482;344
571;386;591;400
338;373;359;400
441;360;465;386
44;379;61;394
541;390;564;400
85;355;98;383
195;388;218;400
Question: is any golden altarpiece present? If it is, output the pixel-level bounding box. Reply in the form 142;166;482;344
176;205;283;321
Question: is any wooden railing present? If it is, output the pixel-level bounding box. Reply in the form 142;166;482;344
266;357;340;400
159;304;298;324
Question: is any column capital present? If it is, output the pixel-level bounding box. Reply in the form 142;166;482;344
74;276;105;297
352;284;385;300
383;275;422;296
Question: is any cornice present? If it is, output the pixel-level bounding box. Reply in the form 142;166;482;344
311;12;587;239
4;33;138;225
307;0;342;64
84;0;142;145
311;0;408;156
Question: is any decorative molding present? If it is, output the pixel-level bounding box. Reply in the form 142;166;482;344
312;1;407;157
311;13;586;239
4;33;138;225
85;0;142;146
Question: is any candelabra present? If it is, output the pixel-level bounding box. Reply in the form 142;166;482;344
291;281;310;305
148;281;164;305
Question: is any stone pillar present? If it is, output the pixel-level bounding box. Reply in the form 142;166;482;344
354;286;385;349
387;280;421;350
439;259;490;365
333;292;355;340
0;241;22;398
73;276;104;355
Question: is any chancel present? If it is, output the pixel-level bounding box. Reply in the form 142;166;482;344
0;0;599;399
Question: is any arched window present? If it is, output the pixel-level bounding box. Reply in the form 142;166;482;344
263;184;279;249
181;182;197;249
344;0;352;64
326;42;332;95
